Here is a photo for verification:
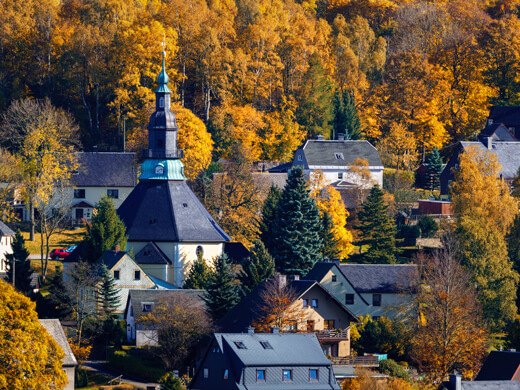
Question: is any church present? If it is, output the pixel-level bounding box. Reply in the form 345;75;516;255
117;50;230;287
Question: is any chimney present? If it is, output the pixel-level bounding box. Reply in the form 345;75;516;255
247;326;255;334
486;136;493;149
271;326;279;334
316;134;325;140
337;133;345;141
276;273;287;288
449;371;461;390
293;275;300;281
114;245;120;253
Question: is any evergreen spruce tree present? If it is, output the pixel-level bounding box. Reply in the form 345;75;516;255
183;253;211;289
97;264;120;318
203;254;241;321
45;265;72;318
355;185;397;264
332;90;361;140
426;148;443;191
296;53;334;138
271;166;324;275
320;212;340;260
260;185;282;255
84;197;127;262
240;240;275;294
6;231;34;295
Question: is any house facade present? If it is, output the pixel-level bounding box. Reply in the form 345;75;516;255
124;289;204;347
190;331;341;390
305;262;418;319
0;221;14;275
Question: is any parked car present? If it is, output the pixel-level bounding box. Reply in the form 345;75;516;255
49;248;71;260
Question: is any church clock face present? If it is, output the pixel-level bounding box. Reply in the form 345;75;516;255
155;164;164;175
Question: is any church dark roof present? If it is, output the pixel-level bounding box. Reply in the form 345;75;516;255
135;242;171;264
117;180;230;243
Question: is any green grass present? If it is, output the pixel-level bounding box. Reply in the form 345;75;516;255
76;370;113;389
21;227;85;254
107;346;166;383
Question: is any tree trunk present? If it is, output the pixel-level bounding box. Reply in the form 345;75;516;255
29;201;35;241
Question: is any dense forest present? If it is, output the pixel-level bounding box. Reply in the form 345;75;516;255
1;0;520;165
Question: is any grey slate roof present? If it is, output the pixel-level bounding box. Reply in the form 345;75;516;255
73;152;137;187
117;180;230;243
442;381;520;390
135;242;171;264
304;262;336;282
39;319;77;367
0;221;14;236
298;140;383;167
460;141;520;179
338;264;419;293
475;351;520;381
98;250;127;269
215;333;331;366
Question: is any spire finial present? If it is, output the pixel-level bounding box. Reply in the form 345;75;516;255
156;40;170;93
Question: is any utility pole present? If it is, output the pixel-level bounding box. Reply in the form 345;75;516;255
123;116;127;152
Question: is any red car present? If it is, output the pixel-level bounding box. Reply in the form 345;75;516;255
49;248;71;260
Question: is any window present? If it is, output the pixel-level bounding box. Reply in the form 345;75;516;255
334;152;344;160
260;341;273;349
142;303;153;312
155;164;164;175
113;270;120;280
338;172;344;180
297;154;303;161
311;299;318;308
331;275;337;282
282;369;292;382
134;270;141;280
302;298;309;308
287;320;298;332
324;320;335;330
309;369;319;382
373;293;382;306
307;320;315;332
256;369;266;382
234;341;247;349
196;245;204;258
203;368;209;379
223;369;229;380
156;138;165;148
74;189;85;199
107;189;119;199
345;294;355;305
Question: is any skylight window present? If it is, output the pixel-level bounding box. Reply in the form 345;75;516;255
234;341;247;349
260;341;273;349
334;152;344;160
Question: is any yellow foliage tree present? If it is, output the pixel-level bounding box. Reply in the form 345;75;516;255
0;279;67;389
378;122;417;171
260;109;306;161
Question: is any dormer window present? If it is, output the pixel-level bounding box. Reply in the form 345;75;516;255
335;152;344;160
297;155;303;161
155;164;164;175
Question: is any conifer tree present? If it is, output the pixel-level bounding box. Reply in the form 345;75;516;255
355;185;397;264
84;197;127;262
320;212;340;260
6;230;33;295
97;264;120;318
45;265;72;319
426;148;443;191
332;90;361;140
260;185;282;255
203;254;241;321
240;240;275;294
271;167;324;275
183;253;211;289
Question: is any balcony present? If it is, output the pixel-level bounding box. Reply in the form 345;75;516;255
330;355;379;366
316;329;349;342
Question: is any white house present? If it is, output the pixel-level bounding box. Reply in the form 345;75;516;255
124;289;204;347
0;221;14;275
305;262;418;319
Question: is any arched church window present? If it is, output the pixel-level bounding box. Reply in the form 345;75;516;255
196;245;204;258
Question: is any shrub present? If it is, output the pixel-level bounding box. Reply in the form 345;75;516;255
417;216;438;238
159;373;187;390
379;359;410;380
397;224;420;246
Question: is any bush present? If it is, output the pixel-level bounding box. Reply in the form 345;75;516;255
397;224;420;246
107;347;166;382
417;216;438;238
379;359;410;380
159;373;187;390
75;368;89;387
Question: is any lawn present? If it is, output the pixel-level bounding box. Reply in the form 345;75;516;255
107;346;167;383
21;227;85;255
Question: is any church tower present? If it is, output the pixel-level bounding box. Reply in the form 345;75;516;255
117;49;229;287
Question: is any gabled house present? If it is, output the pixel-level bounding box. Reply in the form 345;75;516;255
304;262;419;319
218;275;359;361
485;106;520;140
190;331;341;390
0;221;14;275
124;289;204;347
39;319;77;390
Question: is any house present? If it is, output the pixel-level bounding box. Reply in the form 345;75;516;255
218;275;358;361
485;106;520;140
117;51;229;287
0;221;14;275
440;141;520;194
475;350;520;381
39;319;77;390
124;289;204;347
63;249;165;315
304;262;419;319
190;330;341;390
441;372;520;390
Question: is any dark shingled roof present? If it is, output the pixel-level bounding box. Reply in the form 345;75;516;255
304;262;336;282
475;351;520;381
39;319;77;367
117;180;230;243
338;264;419;293
298;140;383;167
99;250;127;269
73;152;137;187
135;242;171;264
0;221;14;236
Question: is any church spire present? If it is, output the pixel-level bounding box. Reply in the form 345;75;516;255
156;45;171;93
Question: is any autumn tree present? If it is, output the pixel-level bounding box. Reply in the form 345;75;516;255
411;243;488;384
240;240;275;294
451;146;519;331
0;279;67;389
141;294;212;370
0;149;22;221
378;123;417;172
